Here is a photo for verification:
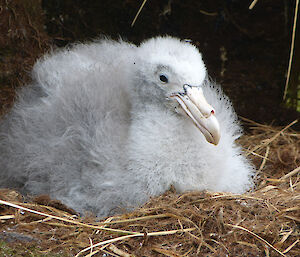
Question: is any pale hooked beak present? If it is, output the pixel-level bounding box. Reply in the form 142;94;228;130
170;85;221;145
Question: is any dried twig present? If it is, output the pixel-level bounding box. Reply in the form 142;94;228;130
131;0;148;27
0;199;138;235
75;228;195;257
226;224;286;257
249;0;259;10
283;0;299;99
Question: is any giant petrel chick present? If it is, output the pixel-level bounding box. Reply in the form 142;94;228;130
0;36;254;216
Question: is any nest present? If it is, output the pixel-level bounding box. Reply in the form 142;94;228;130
0;119;299;257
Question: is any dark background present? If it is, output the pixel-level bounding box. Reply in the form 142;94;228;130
0;0;299;129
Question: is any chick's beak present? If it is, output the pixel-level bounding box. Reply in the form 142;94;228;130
170;85;221;145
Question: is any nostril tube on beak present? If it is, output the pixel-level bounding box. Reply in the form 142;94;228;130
183;85;214;118
183;84;192;94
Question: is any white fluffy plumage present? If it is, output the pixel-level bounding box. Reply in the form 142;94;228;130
0;36;254;217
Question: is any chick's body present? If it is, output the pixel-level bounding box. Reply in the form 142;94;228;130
0;37;254;217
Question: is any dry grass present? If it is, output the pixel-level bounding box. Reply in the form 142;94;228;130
0;119;299;256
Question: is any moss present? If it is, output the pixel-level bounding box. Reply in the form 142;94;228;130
0;240;17;256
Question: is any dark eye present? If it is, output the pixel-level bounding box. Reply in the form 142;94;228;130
159;74;168;83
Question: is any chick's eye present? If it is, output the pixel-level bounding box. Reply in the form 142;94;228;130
159;74;168;83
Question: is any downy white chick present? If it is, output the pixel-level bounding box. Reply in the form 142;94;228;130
0;36;254;217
